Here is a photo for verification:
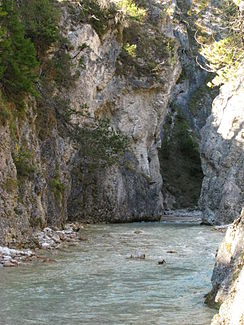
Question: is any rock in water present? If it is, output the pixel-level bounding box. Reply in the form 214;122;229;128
128;253;146;260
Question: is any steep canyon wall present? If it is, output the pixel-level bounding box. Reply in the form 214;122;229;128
0;0;243;250
0;0;180;246
200;67;244;225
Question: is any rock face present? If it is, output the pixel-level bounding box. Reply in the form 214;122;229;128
199;65;244;225
207;208;244;324
0;97;75;246
65;0;180;222
159;0;216;209
0;0;180;245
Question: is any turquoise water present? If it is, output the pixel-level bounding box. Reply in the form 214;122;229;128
0;222;223;325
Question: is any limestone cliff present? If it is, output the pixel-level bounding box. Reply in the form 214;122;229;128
200;65;244;225
160;0;244;224
159;0;216;209
0;0;180;246
65;0;180;222
207;208;244;324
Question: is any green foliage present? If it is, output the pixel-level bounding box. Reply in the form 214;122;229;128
63;106;129;168
0;92;20;136
201;35;243;86
0;0;65;109
117;0;146;22
174;113;199;159
76;0;117;38
77;117;129;168
41;43;74;91
50;175;65;203
124;43;137;57
13;149;35;179
29;215;43;228
159;110;203;208
0;6;7;80
0;95;11;126
69;0;146;39
19;0;59;55
192;0;244;85
0;0;39;101
2;178;17;193
116;23;175;78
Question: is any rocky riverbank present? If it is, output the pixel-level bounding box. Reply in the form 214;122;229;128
0;223;87;267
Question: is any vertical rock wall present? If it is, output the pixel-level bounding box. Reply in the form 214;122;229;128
207;209;244;324
64;0;181;222
0;0;181;245
159;0;216;209
0;99;75;246
200;66;244;225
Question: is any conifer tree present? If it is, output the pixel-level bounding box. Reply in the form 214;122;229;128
0;0;38;100
19;0;59;56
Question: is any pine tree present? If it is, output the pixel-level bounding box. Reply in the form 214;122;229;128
19;0;59;56
0;0;39;101
0;6;8;80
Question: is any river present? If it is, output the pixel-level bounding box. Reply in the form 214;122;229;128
0;222;223;325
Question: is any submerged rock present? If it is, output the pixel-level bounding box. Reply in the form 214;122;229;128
134;230;143;235
158;259;166;265
0;245;35;267
128;253;146;260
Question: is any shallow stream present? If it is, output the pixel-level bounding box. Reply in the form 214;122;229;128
0;222;223;325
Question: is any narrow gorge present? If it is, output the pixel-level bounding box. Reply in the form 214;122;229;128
0;0;243;324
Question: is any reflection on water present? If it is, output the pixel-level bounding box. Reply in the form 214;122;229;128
0;222;223;325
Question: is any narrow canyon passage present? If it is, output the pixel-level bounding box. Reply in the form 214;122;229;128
159;112;204;210
0;222;223;325
0;0;243;323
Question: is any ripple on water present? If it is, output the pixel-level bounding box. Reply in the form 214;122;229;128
0;222;223;325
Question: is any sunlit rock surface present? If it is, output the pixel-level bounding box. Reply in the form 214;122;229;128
208;208;244;324
200;64;244;225
0;0;180;245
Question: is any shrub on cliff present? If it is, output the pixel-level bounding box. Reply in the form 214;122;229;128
192;0;244;85
117;0;146;22
0;0;38;101
76;0;117;39
19;0;59;56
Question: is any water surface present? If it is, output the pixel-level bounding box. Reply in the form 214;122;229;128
0;222;223;325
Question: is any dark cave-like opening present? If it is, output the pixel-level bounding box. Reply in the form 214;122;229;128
158;110;203;209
